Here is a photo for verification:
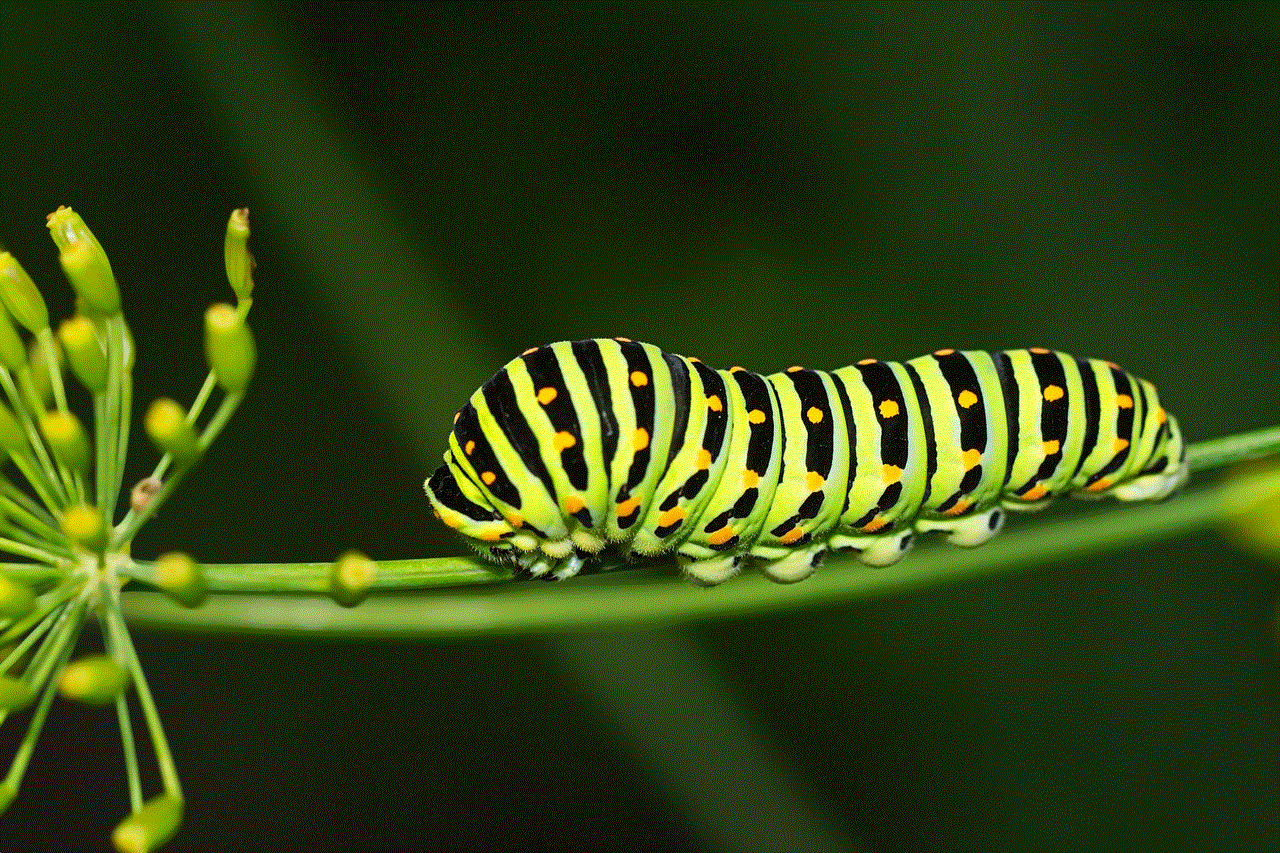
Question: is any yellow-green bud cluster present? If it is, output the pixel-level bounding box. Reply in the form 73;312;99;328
153;552;207;608
58;316;108;394
58;654;129;705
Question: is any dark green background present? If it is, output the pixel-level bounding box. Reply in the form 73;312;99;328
1;2;1277;850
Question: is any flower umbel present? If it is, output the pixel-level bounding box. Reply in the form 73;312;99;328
0;208;255;851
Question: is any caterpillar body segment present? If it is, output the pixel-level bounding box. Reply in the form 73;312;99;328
425;340;1188;585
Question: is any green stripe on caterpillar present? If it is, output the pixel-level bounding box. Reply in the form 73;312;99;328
425;339;1188;585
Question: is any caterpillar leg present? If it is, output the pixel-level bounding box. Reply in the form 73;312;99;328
915;508;1005;547
759;544;826;584
828;531;915;567
515;552;586;581
681;554;744;587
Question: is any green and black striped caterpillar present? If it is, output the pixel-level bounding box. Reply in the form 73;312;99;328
425;339;1187;585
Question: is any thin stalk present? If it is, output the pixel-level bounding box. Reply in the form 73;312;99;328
0;562;72;588
106;316;131;521
6;453;61;516
35;329;68;414
104;592;181;800
100;316;124;522
0;520;72;560
0;482;64;544
94;391;108;511
1186;423;1280;473
0;536;68;565
111;393;243;547
3;602;83;790
0;370;67;507
101;614;143;813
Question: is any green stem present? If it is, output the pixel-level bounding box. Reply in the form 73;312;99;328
94;388;108;511
0;536;68;565
111;393;243;548
101;611;143;812
1186;423;1280;473
107;316;131;522
0;482;60;538
0;370;66;508
0;562;72;589
0;580;80;651
6;452;61;516
104;591;182;800
121;556;513;593
35;328;68;414
3;600;83;790
0;520;72;560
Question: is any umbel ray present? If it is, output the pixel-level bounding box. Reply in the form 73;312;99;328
426;339;1187;586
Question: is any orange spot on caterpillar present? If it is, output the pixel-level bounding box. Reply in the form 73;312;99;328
696;448;712;470
942;499;972;517
563;495;585;514
1086;477;1113;493
441;513;463;529
747;409;767;425
957;389;978;409
1043;439;1060;456
742;469;760;489
706;526;737;546
1157;407;1167;424
786;365;804;373
1113;437;1130;453
1116;394;1134;409
465;440;476;455
630;370;649;387
878;399;900;418
505;513;524;528
481;471;497;485
881;464;902;484
614;336;633;343
729;365;746;373
934;348;956;356
778;526;806;544
478;530;503;542
1043;385;1064;402
706;395;723;412
1020;484;1049;501
522;346;539;356
616;497;640;518
632;428;649;451
805;471;825;491
857;358;877;366
536;386;558;405
553;431;576;451
1029;347;1051;354
453;411;460;425
961;448;982;470
657;506;686;527
806;406;824;424
860;517;888;533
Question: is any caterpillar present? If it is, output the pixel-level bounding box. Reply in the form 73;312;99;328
425;339;1188;585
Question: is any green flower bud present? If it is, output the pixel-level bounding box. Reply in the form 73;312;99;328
58;653;129;705
111;794;184;853
330;550;376;607
224;208;254;304
0;574;36;620
40;410;90;473
0;305;27;373
57;316;108;394
61;504;108;554
204;304;255;393
0;403;25;455
144;399;199;465
0;252;49;333
0;675;34;712
59;241;121;317
152;552;207;608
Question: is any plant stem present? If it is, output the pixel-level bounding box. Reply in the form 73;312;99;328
1186;422;1280;473
101;611;143;812
3;600;82;789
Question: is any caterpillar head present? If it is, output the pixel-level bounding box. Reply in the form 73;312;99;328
424;463;517;559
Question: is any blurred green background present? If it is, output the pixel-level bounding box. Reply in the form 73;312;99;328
1;2;1277;850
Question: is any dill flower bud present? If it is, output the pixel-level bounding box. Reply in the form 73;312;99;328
47;206;121;317
58;316;108;394
0;675;34;712
330;550;376;607
59;653;129;705
39;410;90;473
204;304;255;393
224;208;254;304
144;399;199;465
0;252;49;333
61;504;108;554
111;793;183;853
152;552;208;608
0;574;36;620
